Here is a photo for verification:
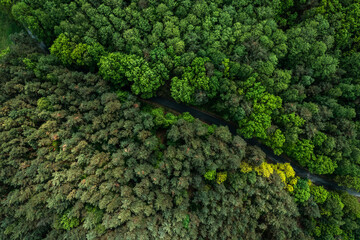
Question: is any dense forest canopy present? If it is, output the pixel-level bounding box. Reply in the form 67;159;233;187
0;7;21;49
1;33;359;240
0;37;303;239
4;0;360;190
1;0;360;239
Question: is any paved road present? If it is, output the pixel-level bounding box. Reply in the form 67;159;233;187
149;97;360;197
25;27;49;53
24;27;360;197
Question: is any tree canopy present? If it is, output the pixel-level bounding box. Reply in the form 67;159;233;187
2;0;360;238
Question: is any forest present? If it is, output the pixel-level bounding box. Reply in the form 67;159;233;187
0;6;20;49
1;0;360;239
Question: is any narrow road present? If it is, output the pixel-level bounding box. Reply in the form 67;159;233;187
149;97;360;197
24;28;360;197
25;28;48;53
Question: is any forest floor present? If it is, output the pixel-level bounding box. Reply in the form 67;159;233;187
0;9;21;50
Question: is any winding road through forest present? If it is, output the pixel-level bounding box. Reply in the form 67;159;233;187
24;28;360;197
147;97;360;197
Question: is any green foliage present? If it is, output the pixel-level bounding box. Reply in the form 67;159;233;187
182;215;190;229
83;205;105;235
171;57;217;105
11;0;360;190
22;57;36;69
310;185;329;204
52;140;59;151
279;113;305;128
151;108;177;128
310;155;337;175
50;33;106;67
222;58;230;78
37;97;52;111
0;0;13;7
265;129;286;155
341;193;360;219
150;108;195;128
0;8;20;50
0;46;9;58
312;131;327;147
0;43;310;239
336;175;360;192
7;0;360;192
204;170;216;181
237;75;282;140
50;33;83;65
287;139;314;167
207;125;216;135
179;112;195;123
4;1;360;238
99;52;166;98
116;90;130;102
293;179;310;203
60;211;80;231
